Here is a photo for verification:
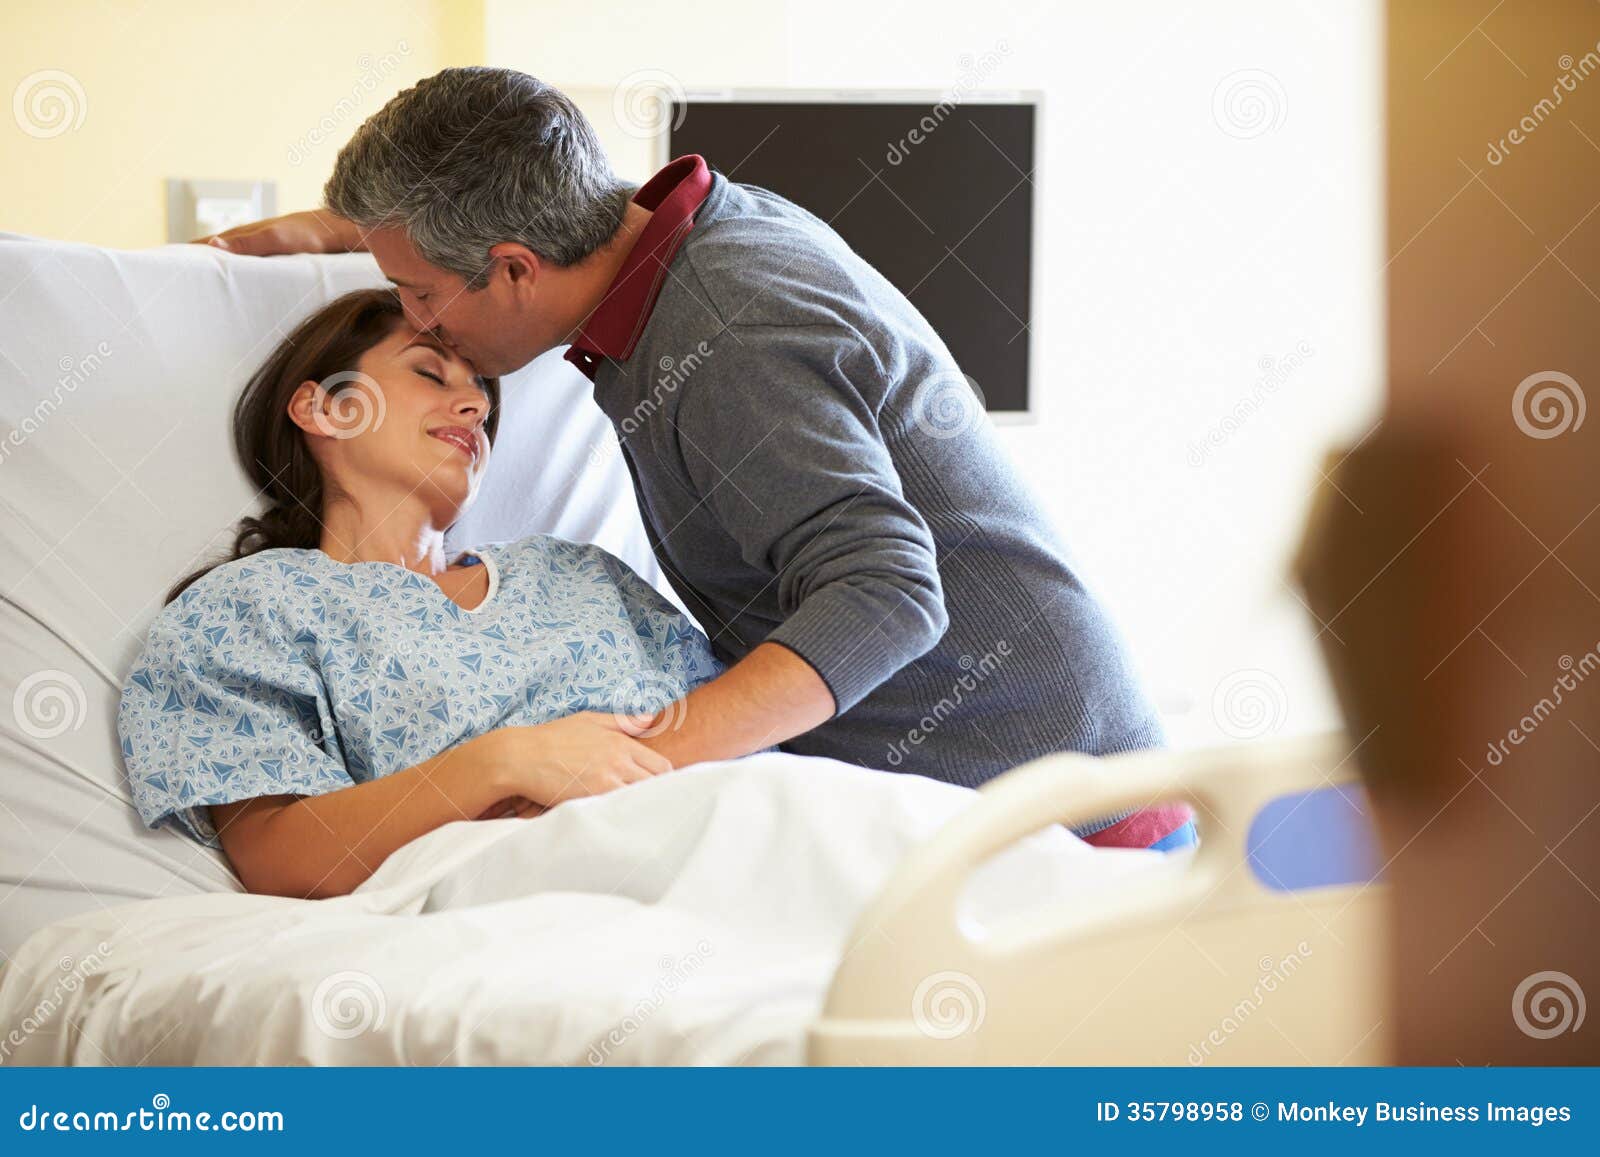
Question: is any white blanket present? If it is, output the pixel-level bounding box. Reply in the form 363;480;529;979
0;754;1160;1065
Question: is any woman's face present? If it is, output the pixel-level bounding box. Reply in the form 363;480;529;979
295;321;494;525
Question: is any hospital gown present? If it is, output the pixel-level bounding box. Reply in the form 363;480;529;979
118;536;725;848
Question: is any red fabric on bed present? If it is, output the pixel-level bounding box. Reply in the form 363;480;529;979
1081;804;1196;850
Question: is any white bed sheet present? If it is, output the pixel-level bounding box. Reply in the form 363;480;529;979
0;754;1161;1066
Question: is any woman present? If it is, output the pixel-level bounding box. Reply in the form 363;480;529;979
118;289;724;899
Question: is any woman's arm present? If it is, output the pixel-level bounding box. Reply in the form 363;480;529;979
212;734;507;900
213;713;669;900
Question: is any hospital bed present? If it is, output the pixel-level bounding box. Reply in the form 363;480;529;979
0;233;1390;1065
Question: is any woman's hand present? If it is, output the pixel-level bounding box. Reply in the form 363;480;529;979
476;712;675;810
192;209;364;256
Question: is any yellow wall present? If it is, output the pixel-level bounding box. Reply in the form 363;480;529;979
1;0;484;248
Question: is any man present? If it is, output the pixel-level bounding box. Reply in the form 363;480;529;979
206;67;1192;851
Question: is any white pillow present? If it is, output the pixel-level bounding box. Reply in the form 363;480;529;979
0;234;659;958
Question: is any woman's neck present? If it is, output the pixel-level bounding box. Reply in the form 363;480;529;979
316;496;455;575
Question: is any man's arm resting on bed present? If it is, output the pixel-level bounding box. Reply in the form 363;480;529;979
193;209;364;255
636;641;837;766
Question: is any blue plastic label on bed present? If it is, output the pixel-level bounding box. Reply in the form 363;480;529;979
1245;783;1383;891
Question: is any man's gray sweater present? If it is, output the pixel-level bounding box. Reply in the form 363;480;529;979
590;171;1164;788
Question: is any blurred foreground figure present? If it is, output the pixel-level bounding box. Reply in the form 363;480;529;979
1300;423;1598;1065
1297;0;1599;1064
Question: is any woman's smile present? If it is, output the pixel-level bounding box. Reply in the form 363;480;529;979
429;424;481;463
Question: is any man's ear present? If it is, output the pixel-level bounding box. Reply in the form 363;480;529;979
487;242;539;292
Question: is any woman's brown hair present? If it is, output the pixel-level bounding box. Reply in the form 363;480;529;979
166;288;500;603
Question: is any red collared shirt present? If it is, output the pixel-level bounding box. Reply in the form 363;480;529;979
564;155;715;382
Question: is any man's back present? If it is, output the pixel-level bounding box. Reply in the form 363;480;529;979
591;169;1164;788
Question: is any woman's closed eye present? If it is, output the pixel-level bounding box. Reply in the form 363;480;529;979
416;368;446;385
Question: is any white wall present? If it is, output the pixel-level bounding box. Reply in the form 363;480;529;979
487;0;1385;749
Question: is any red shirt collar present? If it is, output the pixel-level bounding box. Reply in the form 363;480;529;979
564;154;714;381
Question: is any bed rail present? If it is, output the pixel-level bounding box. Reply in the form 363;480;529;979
808;733;1391;1065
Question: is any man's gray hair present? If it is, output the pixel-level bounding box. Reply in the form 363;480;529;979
325;68;635;287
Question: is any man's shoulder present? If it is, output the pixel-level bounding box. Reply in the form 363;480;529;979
670;178;896;331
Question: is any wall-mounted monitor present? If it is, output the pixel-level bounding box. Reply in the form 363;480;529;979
668;90;1039;419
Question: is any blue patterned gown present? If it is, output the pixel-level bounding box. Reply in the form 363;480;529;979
118;537;726;848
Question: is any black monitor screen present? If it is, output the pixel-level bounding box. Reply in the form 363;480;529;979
668;99;1035;413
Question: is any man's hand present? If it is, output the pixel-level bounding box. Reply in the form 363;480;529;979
192;209;365;256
